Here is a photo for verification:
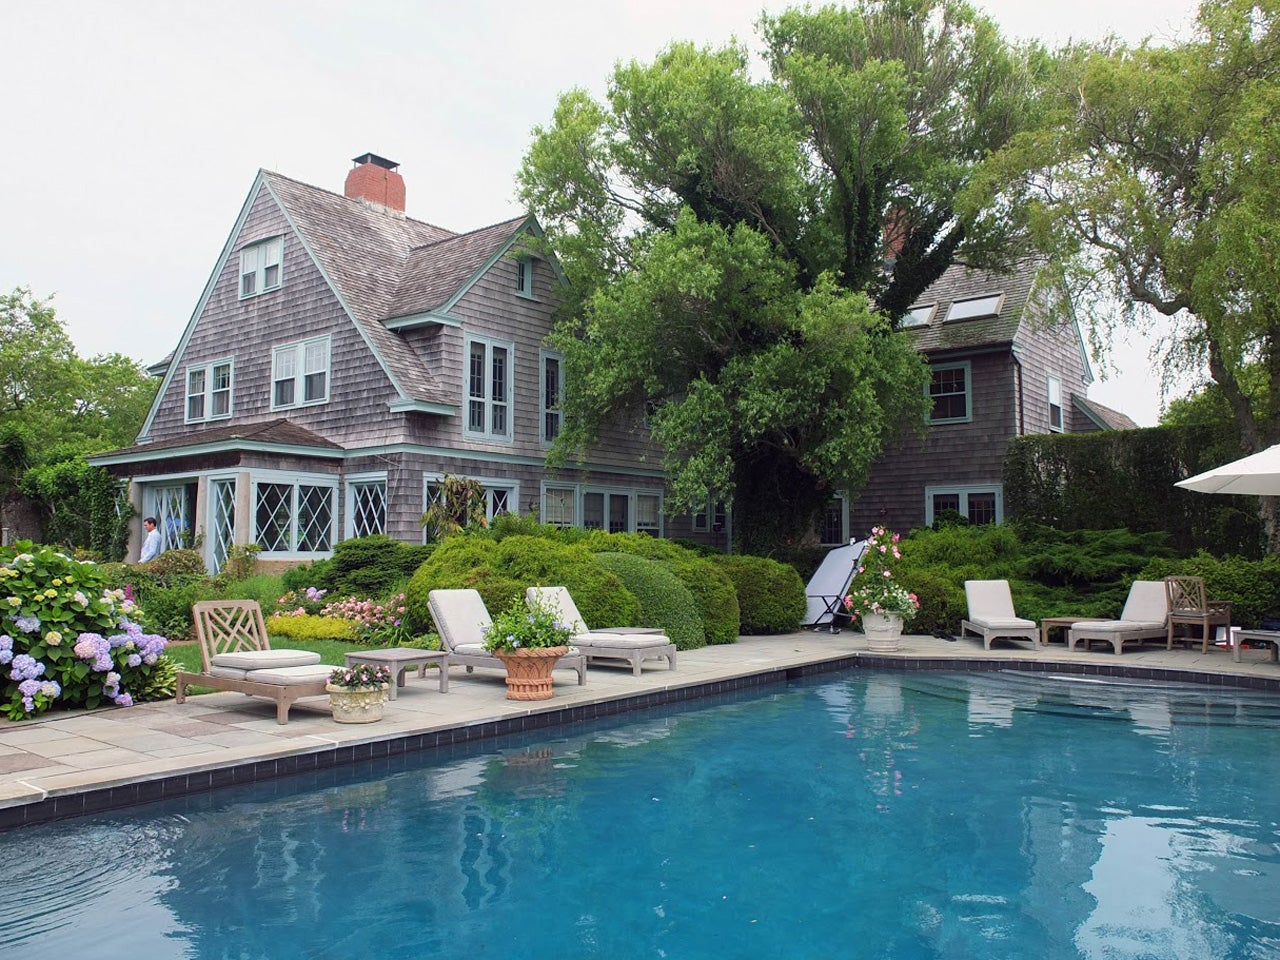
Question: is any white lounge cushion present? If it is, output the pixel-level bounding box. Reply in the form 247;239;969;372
1120;581;1169;622
966;616;1036;631
572;632;673;649
210;649;321;670
205;663;331;684
245;664;333;685
1072;619;1165;635
452;643;492;657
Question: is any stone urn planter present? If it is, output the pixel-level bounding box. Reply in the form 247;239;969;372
861;612;904;653
326;682;389;723
326;663;392;723
494;646;569;701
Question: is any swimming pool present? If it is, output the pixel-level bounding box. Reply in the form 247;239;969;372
2;670;1278;959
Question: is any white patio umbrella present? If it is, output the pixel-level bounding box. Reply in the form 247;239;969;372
1176;443;1280;496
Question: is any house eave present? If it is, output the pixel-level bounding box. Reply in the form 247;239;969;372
386;399;458;415
88;439;344;468
382;310;463;331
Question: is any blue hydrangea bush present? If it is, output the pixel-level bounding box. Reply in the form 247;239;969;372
1;541;169;720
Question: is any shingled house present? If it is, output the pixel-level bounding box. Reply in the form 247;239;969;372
91;155;667;570
820;260;1136;544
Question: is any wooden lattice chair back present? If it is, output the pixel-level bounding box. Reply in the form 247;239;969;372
192;600;271;672
1165;576;1208;615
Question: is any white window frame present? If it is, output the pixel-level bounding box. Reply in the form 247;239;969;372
464;334;514;442
1048;375;1064;432
239;236;283;299
540;349;564;445
344;472;388;539
271;335;331;411
541;482;579;529
945;293;1004;322
251;470;338;558
902;303;936;328
422;473;519;542
185;359;234;424
515;257;535;299
928;360;972;424
635;491;663;537
924;485;1003;526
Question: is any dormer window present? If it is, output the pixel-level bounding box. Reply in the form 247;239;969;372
902;303;936;327
240;237;283;298
945;293;1003;322
516;257;535;298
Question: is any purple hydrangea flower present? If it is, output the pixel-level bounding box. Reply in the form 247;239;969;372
126;654;142;667
0;634;11;666
9;654;45;682
14;616;40;634
113;693;134;707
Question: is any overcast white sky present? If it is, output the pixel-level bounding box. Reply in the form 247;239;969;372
3;0;1200;426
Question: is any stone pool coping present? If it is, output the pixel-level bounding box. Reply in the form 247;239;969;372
2;631;1277;830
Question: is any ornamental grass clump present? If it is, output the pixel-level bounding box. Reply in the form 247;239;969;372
843;526;921;623
482;596;575;653
328;663;391;690
1;541;170;719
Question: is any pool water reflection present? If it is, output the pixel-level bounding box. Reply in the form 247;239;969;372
2;671;1278;959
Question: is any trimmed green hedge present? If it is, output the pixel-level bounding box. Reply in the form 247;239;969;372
711;555;806;634
1005;426;1265;557
594;552;704;649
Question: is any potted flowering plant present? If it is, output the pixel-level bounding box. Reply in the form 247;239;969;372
843;526;919;652
483;595;576;700
326;662;392;723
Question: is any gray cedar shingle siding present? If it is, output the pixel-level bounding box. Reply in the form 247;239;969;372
850;260;1102;533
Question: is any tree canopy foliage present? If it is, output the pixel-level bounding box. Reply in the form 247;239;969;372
519;0;1049;550
1;287;155;555
979;0;1280;545
1;288;156;458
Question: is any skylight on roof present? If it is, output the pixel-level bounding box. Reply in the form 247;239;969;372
946;293;1004;322
902;303;936;327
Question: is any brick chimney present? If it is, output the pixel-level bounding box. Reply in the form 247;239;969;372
344;153;405;212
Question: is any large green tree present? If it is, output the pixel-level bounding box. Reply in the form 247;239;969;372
519;0;1049;551
1;288;155;554
978;0;1280;548
1;288;156;455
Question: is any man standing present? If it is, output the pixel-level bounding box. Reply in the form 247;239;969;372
139;517;163;563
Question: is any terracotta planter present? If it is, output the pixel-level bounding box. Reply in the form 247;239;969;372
493;646;569;701
861;613;904;653
326;683;388;723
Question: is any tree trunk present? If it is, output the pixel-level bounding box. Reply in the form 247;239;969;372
1260;495;1280;555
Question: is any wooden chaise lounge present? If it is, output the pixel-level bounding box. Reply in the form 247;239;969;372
175;599;333;724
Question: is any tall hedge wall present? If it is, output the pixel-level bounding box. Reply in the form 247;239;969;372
1004;425;1264;558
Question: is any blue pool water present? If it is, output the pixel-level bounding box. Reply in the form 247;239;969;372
3;671;1280;959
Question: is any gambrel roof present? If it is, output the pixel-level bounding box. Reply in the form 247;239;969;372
137;169;544;439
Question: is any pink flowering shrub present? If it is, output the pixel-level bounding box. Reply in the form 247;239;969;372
320;593;409;646
843;527;921;623
2;541;170;719
274;586;329;617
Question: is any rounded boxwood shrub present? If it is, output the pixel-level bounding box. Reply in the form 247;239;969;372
404;535;640;634
712;555;806;634
593;552;704;649
577;531;740;645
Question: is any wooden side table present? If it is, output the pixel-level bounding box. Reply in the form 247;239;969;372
1234;630;1280;665
1040;616;1107;647
344;648;449;699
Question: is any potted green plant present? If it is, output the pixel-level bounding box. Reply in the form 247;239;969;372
843;526;920;653
483;595;576;701
326;663;392;723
